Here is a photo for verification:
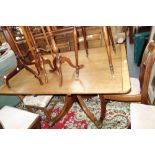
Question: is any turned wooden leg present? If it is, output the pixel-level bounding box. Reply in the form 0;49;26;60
77;95;98;127
4;65;23;88
60;56;84;69
49;95;74;126
44;109;51;122
24;64;43;85
25;106;34;112
0;121;3;129
34;61;41;76
44;58;54;71
41;26;54;58
73;27;80;77
52;55;64;86
31;116;41;129
61;56;84;79
50;57;57;73
107;26;116;53
102;26;114;75
41;58;48;83
81;26;88;57
96;95;108;128
57;64;63;87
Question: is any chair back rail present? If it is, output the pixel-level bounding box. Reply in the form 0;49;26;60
102;42;155;104
139;42;155;88
142;49;155;103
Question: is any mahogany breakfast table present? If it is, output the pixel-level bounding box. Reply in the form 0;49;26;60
0;44;130;128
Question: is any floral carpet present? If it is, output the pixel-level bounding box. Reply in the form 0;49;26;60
39;96;131;129
17;95;130;129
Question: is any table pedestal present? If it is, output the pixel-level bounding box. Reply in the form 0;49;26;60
49;95;107;128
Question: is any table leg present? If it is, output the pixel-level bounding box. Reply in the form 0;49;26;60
49;95;74;126
49;95;104;128
77;95;98;127
96;95;108;128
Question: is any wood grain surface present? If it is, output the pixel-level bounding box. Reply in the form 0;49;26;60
0;44;130;95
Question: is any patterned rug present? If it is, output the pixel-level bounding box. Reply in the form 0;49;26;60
17;95;130;129
38;96;130;129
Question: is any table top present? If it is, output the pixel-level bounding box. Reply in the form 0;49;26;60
0;44;130;95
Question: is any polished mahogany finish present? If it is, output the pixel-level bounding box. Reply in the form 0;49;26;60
107;26;116;53
1;26;43;88
21;26;54;83
43;26;84;86
102;26;114;75
0;44;130;128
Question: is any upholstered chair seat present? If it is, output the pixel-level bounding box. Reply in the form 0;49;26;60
0;106;40;129
23;95;53;108
130;103;155;129
21;95;53;121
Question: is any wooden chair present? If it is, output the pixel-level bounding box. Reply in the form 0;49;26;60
19;95;53;122
55;26;88;56
0;106;41;129
22;26;83;86
0;27;54;122
50;26;115;75
130;50;155;128
0;26;43;88
101;26;116;74
21;26;54;84
40;26;84;86
98;41;155;125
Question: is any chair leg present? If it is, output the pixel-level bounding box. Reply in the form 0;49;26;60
96;95;108;128
49;95;74;126
77;95;98;127
43;108;51;122
31;116;41;129
0;121;4;129
81;26;88;57
26;106;34;112
73;27;80;77
128;123;131;129
107;26;116;53
26;105;51;124
102;26;114;75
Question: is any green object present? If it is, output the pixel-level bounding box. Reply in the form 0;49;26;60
0;49;20;108
134;32;150;66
